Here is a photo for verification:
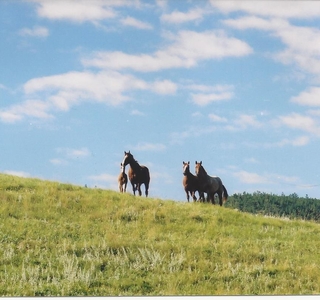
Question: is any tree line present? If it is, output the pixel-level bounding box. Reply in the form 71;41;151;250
224;191;320;222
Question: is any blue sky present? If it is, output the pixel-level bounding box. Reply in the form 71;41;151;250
1;0;320;201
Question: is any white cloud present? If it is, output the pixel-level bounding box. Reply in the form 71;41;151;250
233;170;268;184
82;30;252;72
0;99;53;123
208;113;227;123
0;71;178;123
234;114;262;129
19;26;49;38
120;16;153;29
211;1;320;19
152;80;177;94
266;136;310;148
161;8;205;24
191;91;233;106
224;15;320;78
32;0;118;22
291;87;320;107
130;109;145;116
130;142;166;152
279;113;320;135
156;0;167;9
189;84;234;106
50;158;68;166
226;114;262;131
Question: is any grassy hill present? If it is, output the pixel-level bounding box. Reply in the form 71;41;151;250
0;173;320;296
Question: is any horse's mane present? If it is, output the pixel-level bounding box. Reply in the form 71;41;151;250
199;164;208;176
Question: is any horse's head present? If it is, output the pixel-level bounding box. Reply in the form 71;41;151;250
182;161;190;175
195;161;203;177
122;151;133;167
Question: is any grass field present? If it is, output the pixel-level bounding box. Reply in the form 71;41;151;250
0;173;319;296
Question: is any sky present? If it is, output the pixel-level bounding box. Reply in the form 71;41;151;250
1;0;320;201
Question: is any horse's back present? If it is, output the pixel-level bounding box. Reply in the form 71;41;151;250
128;165;150;184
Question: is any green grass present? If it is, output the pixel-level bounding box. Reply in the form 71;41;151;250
0;173;320;295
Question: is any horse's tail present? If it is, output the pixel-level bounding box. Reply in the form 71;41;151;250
222;184;228;202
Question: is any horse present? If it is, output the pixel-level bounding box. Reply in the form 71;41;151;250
182;161;205;202
195;161;228;206
118;163;128;193
122;151;150;197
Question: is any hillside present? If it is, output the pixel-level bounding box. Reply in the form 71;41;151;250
0;173;320;296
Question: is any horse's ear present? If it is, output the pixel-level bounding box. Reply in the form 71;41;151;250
200;161;202;165
128;150;131;154
183;161;185;164
188;161;190;165
195;161;197;164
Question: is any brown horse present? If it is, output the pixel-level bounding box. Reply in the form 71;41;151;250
118;163;128;193
195;161;228;206
182;161;204;202
122;151;150;197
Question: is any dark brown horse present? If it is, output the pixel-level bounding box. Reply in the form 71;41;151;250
182;161;204;202
195;161;228;206
122;151;150;197
118;163;128;193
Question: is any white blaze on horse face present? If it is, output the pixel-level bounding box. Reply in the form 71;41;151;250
183;164;188;174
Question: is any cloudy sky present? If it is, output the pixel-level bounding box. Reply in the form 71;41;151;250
1;0;320;201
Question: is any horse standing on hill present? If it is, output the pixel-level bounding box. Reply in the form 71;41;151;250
195;161;228;206
118;163;128;193
122;151;150;197
182;161;204;202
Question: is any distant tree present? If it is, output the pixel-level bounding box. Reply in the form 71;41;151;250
225;191;320;222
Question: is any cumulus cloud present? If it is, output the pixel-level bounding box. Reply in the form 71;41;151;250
0;100;53;123
291;87;320;107
82;30;253;72
189;84;234;106
161;8;205;24
279;112;320;136
233;170;269;184
19;26;49;37
120;16;153;29
211;1;320;19
223;14;320;78
31;0;118;22
208;113;227;123
0;71;177;123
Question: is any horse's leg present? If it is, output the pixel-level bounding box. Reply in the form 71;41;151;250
137;183;142;196
210;193;215;205
192;190;197;202
206;193;210;203
124;182;127;193
199;191;205;202
144;182;149;197
185;190;190;202
218;191;223;206
131;182;136;196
